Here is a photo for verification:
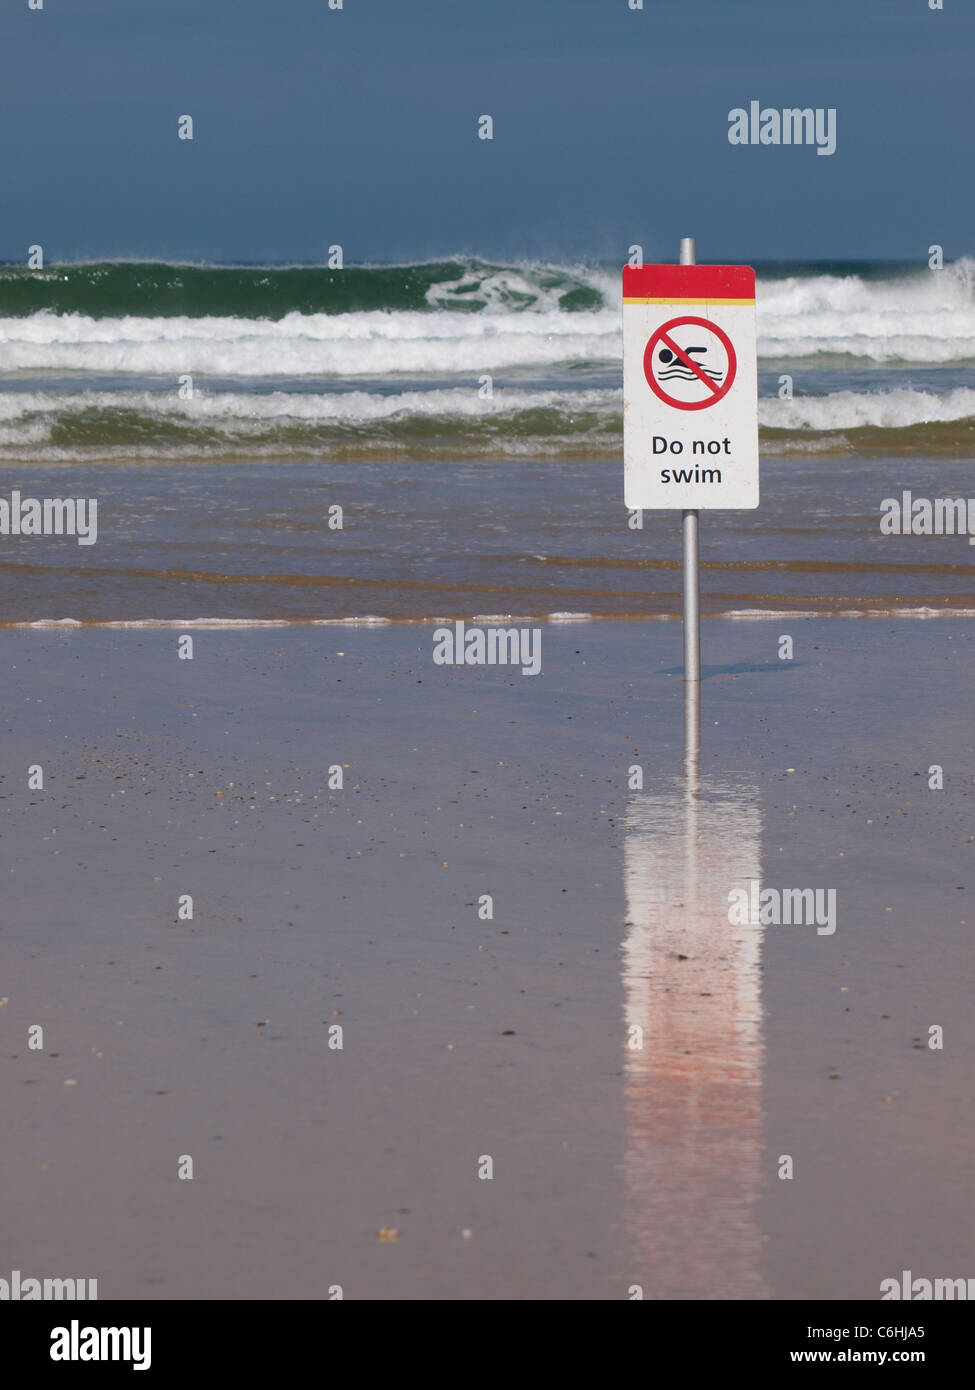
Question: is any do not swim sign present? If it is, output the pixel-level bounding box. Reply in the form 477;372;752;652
623;264;759;509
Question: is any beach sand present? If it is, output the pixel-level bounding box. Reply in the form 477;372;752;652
2;617;973;1299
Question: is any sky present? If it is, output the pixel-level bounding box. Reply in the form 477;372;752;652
0;0;971;265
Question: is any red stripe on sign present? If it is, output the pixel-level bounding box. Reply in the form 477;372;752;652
622;264;755;300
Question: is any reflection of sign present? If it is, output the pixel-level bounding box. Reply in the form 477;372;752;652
623;264;759;510
644;316;737;411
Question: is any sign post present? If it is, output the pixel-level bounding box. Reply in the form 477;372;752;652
678;237;701;708
623;240;759;766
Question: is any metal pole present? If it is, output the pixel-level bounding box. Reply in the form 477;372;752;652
679;237;701;774
679;237;700;689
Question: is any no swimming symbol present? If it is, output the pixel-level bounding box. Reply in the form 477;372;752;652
643;316;737;411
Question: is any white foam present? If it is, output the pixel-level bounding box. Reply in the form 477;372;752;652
3;260;975;376
0;305;621;377
105;618;290;628
760;385;975;431
0;385;620;448
724;607;975;619
757;259;975;362
2;378;971;455
310;615;392;625
22;617;85;627
13;609;975;631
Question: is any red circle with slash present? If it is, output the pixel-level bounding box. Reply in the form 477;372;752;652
643;315;737;411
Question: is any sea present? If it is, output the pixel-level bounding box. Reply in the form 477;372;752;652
1;256;974;623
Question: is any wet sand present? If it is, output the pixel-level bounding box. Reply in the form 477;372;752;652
2;618;973;1299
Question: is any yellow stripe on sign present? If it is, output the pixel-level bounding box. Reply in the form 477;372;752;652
622;296;756;306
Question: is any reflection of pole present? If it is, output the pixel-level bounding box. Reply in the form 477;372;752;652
680;237;701;777
682;567;701;780
683;677;700;784
622;778;766;1298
